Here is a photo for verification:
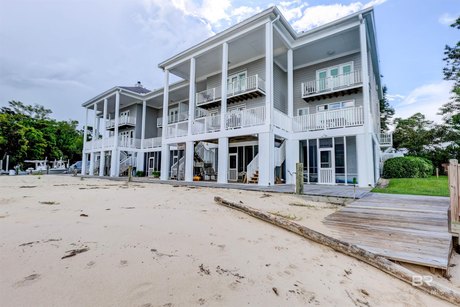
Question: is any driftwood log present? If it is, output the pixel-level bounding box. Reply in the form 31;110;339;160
214;196;460;305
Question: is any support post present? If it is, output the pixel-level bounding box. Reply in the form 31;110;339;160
141;100;146;149
296;163;304;194
81;108;89;175
217;137;228;183
160;70;170;181
285;139;299;184
110;91;120;177
220;43;228;131
99;98;108;176
184;141;194;182
188;57;196;135
89;103;97;176
258;132;275;186
265;21;273;128
6;155;9;172
287;48;294;118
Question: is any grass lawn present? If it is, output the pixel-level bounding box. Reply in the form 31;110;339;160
372;176;449;197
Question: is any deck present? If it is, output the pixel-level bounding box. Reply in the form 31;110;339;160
323;193;452;271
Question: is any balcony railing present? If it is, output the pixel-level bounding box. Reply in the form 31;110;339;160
292;106;364;132
193;114;221;135
106;116;136;129
226;106;265;129
142;137;162;149
195;74;266;106
273;109;291;132
301;70;362;97
379;132;393;146
166;121;188;138
168;112;189;124
157;117;163;128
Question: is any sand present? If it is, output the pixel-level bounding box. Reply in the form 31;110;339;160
0;175;452;306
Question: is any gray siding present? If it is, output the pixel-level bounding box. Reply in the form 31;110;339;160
293;52;362;115
274;63;287;113
295;93;364;115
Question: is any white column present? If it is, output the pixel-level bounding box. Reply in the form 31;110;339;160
110;91;120;177
188;58;196;135
184;141;194;182
160;70;170;181
287;49;294;118
285;138;299;184
360;17;374;186
141;100;147;149
265;22;273;128
99;98;107;176
81;107;89;175
258;132;275;186
220;43;228;131
89;103;97;176
217;137;228;183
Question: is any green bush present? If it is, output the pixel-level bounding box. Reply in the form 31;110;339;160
152;171;160;178
135;171;145;177
383;156;433;178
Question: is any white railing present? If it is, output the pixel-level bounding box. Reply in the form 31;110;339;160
319;169;334;184
195;107;209;119
142;137;162;149
273;109;291;132
85;137;115;151
379;132;393;146
301;70;362;97
119;155;134;175
106;116;136;129
196;87;222;106
193;114;221;135
157;117;163;128
118;137;141;148
195;75;266;107
274;141;286;167
292;107;364;132
166;121;188;138
168;112;188;124
170;156;185;180
246;154;259;184
226;106;265;129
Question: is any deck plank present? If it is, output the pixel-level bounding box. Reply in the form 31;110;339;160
323;193;452;270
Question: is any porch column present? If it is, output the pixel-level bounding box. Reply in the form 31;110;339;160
258;132;275;186
137;99;147;173
184;141;194;182
220;42;228;131
89;103;97;176
81;107;89;175
110;91;120;177
99;98;108;176
160;69;170;180
265;21;273;128
217;137;228;183
360;16;374;186
188;57;196;135
287;49;294;118
285;138;299;184
356;134;374;187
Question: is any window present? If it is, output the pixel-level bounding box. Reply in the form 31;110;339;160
317;100;355;112
297;108;309;116
228;71;247;93
316;62;354;90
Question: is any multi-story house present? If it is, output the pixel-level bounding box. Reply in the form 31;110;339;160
81;6;392;188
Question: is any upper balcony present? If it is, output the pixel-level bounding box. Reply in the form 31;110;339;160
301;71;362;102
293;106;364;132
106;115;136;131
195;74;266;108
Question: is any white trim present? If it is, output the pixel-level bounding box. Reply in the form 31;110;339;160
317;99;355;112
297;107;309;116
293;50;359;71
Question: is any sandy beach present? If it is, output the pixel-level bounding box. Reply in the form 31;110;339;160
0;175;454;306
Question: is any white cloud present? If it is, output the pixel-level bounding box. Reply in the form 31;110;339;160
438;13;457;26
289;0;387;32
391;81;453;123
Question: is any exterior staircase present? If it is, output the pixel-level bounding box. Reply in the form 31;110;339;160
247;170;259;184
119;151;134;176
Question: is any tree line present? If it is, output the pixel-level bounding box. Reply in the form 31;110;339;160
0;100;83;168
381;17;460;173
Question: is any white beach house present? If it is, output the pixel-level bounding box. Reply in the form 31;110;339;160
81;6;392;188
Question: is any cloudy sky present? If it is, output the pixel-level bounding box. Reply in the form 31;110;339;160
0;0;458;125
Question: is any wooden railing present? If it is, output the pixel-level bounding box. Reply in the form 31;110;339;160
292;107;364;132
301;70;362;97
449;159;460;236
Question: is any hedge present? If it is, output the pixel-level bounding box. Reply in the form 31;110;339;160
382;156;433;178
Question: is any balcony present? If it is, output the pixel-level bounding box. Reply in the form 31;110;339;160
292;107;364;132
192;114;221;135
195;74;266;108
226;106;265;129
379;132;393;147
301;71;362;102
142;137;162;149
106;116;136;130
166;121;188;139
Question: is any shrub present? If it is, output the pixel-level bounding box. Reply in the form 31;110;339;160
383;156;433;178
135;171;145;177
152;171;160;178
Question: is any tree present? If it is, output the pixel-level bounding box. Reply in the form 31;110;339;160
392;113;437;155
7;100;52;119
379;85;395;132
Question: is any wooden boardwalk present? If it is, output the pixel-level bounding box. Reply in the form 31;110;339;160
323;193;452;271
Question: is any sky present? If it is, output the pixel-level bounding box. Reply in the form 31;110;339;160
0;0;458;126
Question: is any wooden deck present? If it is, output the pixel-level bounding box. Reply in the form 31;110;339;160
323;193;452;271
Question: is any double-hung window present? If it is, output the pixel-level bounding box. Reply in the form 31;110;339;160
317;100;355;112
